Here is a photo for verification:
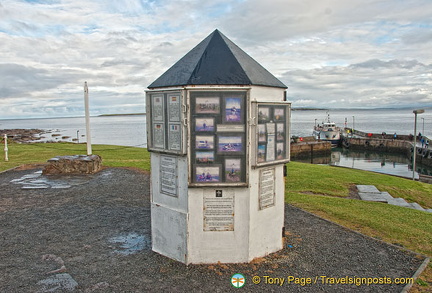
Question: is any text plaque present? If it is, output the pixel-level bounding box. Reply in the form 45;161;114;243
160;155;177;196
203;190;234;231
259;168;275;210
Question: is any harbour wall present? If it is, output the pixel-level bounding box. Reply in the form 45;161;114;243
343;131;432;168
290;140;332;159
290;130;432;168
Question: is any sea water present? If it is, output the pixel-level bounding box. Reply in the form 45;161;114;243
1;108;431;178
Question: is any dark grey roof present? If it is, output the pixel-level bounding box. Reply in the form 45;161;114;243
148;30;287;89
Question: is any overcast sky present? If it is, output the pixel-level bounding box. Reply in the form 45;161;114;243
1;0;431;119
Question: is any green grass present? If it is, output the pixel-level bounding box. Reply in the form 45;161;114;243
286;162;432;209
286;162;432;257
0;142;151;172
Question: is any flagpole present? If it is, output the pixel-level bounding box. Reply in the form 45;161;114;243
84;82;92;155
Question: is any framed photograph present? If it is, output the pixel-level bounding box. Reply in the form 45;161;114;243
274;108;285;121
225;158;241;182
195;165;221;183
195;117;215;132
224;97;242;123
195;135;214;150
217;135;243;153
195;151;215;164
257;144;266;163
276;123;285;141
195;97;220;114
276;142;285;159
258;124;266;142
258;107;270;122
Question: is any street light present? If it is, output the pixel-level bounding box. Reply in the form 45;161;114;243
421;117;425;135
412;109;425;180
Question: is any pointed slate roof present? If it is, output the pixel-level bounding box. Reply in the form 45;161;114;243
148;30;287;89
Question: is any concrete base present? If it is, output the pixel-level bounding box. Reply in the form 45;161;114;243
357;185;380;193
357;185;431;213
359;192;393;202
43;155;102;175
387;198;412;208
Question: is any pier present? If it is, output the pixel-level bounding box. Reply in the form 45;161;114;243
290;129;432;182
342;128;432;166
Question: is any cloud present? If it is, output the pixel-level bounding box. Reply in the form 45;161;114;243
283;59;432;108
0;0;432;119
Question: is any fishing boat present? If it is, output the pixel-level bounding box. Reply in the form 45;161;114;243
313;112;341;145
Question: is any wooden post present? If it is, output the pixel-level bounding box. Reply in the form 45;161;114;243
84;82;92;155
4;134;8;162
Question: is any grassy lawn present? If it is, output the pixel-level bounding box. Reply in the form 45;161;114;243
0;142;151;173
1;142;431;289
286;161;432;291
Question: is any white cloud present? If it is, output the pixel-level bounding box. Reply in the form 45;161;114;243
0;0;432;119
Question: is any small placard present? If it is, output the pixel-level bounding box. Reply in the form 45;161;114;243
160;155;177;196
203;190;234;231
259;168;275;210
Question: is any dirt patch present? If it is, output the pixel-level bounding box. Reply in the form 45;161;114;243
347;183;361;199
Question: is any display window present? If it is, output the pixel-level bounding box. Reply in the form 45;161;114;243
190;91;247;185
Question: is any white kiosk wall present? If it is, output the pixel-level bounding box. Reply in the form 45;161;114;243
146;85;290;264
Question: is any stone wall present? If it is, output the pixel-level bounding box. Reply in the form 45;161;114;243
290;141;332;159
43;155;102;175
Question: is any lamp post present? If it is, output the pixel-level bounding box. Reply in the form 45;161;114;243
413;109;425;180
421;117;425;135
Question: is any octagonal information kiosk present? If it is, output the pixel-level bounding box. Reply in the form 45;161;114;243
146;30;291;264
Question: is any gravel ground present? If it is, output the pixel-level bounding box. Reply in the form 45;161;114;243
0;167;426;292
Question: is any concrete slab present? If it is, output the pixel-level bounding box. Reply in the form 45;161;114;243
356;185;381;193
409;203;425;211
387;198;412;208
359;192;393;202
36;273;78;292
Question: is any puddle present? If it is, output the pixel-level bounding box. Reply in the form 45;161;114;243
10;170;92;189
108;233;151;255
36;273;78;292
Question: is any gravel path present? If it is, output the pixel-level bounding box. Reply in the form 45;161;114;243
0;167;426;292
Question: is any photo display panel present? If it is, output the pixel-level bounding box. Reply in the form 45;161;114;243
256;103;291;166
190;91;247;185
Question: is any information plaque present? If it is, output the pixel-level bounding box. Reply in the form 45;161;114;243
160;155;178;196
259;168;275;210
203;189;234;231
146;91;185;154
253;102;291;167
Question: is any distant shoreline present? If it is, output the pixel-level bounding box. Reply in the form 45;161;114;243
98;113;146;117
